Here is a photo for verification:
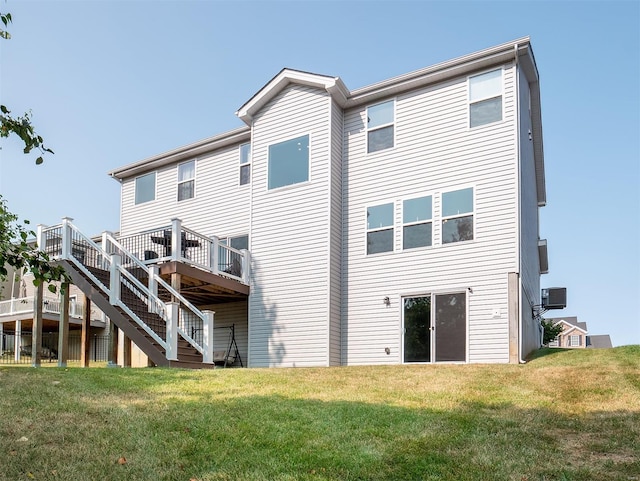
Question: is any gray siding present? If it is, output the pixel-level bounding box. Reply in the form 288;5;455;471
342;64;519;365
517;67;543;358
119;144;250;239
248;85;333;367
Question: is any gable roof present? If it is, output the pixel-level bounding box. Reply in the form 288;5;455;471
549;317;588;334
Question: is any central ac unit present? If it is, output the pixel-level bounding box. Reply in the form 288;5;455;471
542;287;567;310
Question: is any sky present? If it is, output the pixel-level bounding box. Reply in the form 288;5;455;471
0;0;638;347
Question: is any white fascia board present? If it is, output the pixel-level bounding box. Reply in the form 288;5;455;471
345;37;532;108
553;320;588;334
236;69;349;124
109;126;251;180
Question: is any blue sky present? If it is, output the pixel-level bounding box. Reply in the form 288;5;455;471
0;1;638;346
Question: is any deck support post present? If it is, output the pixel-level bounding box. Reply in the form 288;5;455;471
32;283;44;368
202;310;215;364
109;254;121;305
166;302;179;361
107;320;118;367
171;218;181;262
57;283;70;367
122;332;131;367
80;297;91;367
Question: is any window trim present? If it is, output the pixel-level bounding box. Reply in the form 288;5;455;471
239;142;251;187
177;159;196;202
440;186;475;245
366;201;395;255
134;171;156;205
569;335;581;347
402;195;433;251
366;99;395;154
468;68;504;129
267;133;311;191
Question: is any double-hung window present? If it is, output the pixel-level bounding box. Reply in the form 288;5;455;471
403;196;432;249
367;100;394;153
441;187;474;244
239;143;251;186
367;203;394;254
569;335;581;347
268;134;309;190
135;172;156;205
177;160;195;201
469;69;503;128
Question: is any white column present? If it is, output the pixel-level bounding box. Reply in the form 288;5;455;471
148;265;158;313
0;323;3;357
241;249;251;285
61;217;74;259
14;320;21;362
109;254;121;305
101;231;113;269
201;310;215;364
165;302;179;361
211;236;219;274
171;218;181;262
36;224;46;252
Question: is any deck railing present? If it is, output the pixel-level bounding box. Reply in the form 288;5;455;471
38;218;216;364
116;219;250;285
0;296;85;318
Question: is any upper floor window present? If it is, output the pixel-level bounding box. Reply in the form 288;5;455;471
367;202;394;254
403;196;432;249
229;234;249;251
135;172;156;205
177;160;195;201
268;134;309;190
469;69;502;128
367;100;394;153
442;187;474;244
239;143;251;186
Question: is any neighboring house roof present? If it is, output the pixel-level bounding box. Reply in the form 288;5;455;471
586;335;613;349
109;37;545;205
549;316;588;333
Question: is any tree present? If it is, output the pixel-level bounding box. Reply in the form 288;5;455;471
541;319;563;346
0;12;68;291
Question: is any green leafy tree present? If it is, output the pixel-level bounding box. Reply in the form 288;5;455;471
541;319;563;345
0;12;68;291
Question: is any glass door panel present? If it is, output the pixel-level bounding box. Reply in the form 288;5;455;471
403;296;432;362
434;293;466;362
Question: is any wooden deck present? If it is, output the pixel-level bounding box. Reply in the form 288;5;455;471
157;261;250;307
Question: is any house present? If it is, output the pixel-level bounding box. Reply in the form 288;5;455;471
39;37;550;367
546;316;613;349
0;264;108;364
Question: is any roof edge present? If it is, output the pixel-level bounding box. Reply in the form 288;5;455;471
109;126;251;180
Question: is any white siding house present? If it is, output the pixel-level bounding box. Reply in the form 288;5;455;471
108;38;548;367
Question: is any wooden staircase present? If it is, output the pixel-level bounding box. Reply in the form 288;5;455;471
59;259;213;369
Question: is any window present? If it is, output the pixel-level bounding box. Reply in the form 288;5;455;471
442;188;474;244
469;69;502;128
135;172;156;205
367;203;394;254
177;160;195;201
367;100;394;153
403;196;432;249
268;134;309;189
229;234;249;251
569;335;581;347
239;143;251;186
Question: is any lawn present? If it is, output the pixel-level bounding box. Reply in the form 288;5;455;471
1;346;638;481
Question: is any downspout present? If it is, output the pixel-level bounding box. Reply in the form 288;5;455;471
514;43;526;364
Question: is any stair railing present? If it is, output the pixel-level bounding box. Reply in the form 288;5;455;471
38;218;215;363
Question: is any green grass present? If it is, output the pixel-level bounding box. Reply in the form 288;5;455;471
1;346;638;481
